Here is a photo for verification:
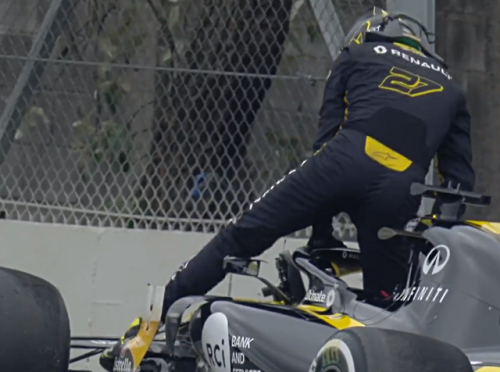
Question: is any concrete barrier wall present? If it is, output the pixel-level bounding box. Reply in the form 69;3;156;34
0;220;360;370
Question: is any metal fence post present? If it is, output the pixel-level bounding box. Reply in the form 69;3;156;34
387;0;436;216
0;0;72;167
308;0;345;59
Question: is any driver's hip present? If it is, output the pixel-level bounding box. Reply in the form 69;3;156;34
226;131;422;254
332;128;429;174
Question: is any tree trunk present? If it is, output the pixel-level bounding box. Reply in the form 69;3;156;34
138;0;293;229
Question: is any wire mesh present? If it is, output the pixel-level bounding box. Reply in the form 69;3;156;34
0;0;385;241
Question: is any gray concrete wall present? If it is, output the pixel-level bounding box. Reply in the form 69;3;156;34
0;220;359;370
436;0;500;220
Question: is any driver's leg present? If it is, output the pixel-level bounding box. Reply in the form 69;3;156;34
162;130;371;314
351;165;425;298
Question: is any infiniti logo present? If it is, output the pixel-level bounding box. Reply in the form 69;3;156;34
422;245;450;275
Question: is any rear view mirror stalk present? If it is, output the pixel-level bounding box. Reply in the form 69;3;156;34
222;256;293;304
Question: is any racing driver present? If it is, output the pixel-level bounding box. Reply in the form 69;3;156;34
100;7;475;370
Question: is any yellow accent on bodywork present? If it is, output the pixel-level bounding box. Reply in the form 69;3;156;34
120;317;141;343
331;261;361;277
475;367;500;372
233;298;325;313
420;218;433;226
325;314;365;329
466;221;500;235
298;304;331;312
299;307;365;330
232;298;365;330
331;262;341;277
122;319;161;371
365;136;412;172
181;300;208;323
233;297;284;305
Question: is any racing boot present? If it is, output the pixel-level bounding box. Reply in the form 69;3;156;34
362;285;406;310
99;317;142;372
306;220;348;276
307;219;347;251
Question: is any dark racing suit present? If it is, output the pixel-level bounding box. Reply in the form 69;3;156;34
161;41;475;316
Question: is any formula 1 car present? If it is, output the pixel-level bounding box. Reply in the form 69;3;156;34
69;183;500;372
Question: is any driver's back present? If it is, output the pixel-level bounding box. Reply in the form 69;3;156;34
310;38;474;302
315;41;471;181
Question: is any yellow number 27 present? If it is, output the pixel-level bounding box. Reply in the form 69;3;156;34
379;67;444;97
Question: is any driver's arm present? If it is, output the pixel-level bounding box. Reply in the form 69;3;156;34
312;49;353;152
436;93;475;192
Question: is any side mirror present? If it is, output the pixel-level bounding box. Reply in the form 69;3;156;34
224;257;292;304
223;257;262;277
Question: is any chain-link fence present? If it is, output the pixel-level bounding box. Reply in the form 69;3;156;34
0;0;384;241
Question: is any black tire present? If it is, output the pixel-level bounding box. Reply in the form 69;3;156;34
0;267;70;372
310;327;473;372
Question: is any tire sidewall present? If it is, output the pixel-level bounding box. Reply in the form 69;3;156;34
0;267;70;372
310;331;367;372
310;328;473;372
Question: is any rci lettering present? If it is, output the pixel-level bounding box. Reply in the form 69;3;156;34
233;369;261;372
232;336;254;349
232;352;245;364
206;340;226;368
